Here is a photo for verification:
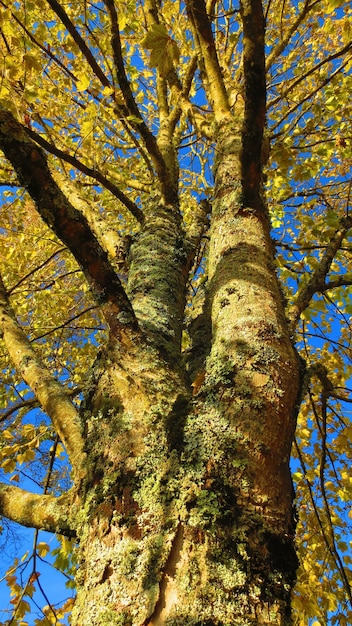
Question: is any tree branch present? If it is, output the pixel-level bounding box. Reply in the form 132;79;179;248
45;0;111;89
0;106;139;339
23;126;144;223
266;0;319;71
0;484;75;537
268;41;352;124
167;56;212;138
103;0;175;201
323;277;352;290
0;388;81;425
53;172;133;269
0;397;39;424
185;0;231;122
0;274;86;480
239;0;266;207
288;216;352;334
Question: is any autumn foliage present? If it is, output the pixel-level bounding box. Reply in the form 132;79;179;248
0;0;351;624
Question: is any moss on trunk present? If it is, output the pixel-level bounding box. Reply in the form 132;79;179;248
68;121;300;626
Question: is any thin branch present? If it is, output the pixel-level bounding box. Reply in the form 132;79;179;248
103;0;173;199
35;568;59;622
309;373;352;604
266;0;320;71
7;543;39;626
294;436;352;602
24;126;144;223
7;247;67;295
6;438;62;625
287;216;352;334
45;0;111;89
270;40;352;109
0;397;39;423
322;277;352;290
0;388;81;424
0;483;75;537
0;106;139;339
269;45;352;131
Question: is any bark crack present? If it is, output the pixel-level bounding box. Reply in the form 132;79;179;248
146;524;184;626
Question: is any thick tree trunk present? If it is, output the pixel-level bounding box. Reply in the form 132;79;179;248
69;130;300;625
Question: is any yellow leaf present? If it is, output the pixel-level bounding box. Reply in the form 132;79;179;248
15;599;30;619
1;457;16;473
76;74;91;92
18;448;36;464
2;429;14;440
36;542;50;557
102;86;114;97
22;424;35;436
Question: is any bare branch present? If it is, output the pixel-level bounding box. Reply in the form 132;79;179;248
0;484;75;537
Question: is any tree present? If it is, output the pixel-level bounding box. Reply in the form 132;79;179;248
0;0;351;624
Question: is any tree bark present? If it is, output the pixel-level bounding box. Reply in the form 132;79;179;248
66;125;300;624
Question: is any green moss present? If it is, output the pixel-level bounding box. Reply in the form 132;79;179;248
98;609;132;626
188;489;221;529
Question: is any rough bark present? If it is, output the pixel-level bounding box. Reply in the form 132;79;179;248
0;485;74;536
65;127;300;624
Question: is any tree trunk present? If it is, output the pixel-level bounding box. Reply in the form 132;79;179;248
69;128;300;626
